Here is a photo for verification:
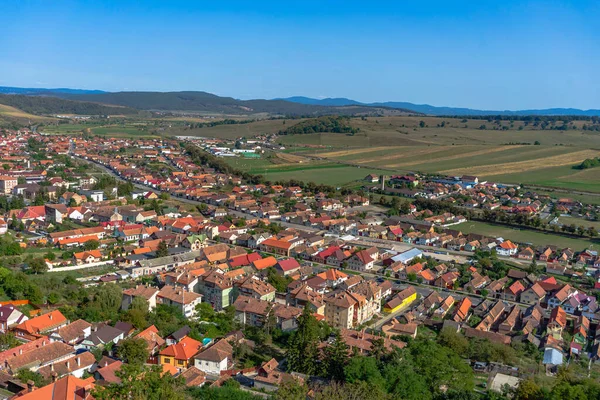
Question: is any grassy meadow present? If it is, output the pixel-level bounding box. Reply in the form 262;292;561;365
453;220;598;251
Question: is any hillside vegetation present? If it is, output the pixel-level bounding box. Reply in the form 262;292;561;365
280;116;360;135
0;94;139;115
56;91;417;116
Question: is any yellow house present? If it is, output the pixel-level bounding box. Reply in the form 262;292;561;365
384;286;417;313
159;336;202;369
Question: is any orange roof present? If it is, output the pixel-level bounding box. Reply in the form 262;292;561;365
261;238;292;250
317;268;348;281
57;235;99;245
499;240;518;250
253;256;278;270
15;375;95;400
454;297;472;321
159;336;202;360
15;310;67;335
73;250;101;260
133;247;152;255
419;269;436;282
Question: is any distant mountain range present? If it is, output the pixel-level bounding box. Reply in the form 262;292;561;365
278;96;600;116
0;86;106;96
0;86;598;116
0;87;415;116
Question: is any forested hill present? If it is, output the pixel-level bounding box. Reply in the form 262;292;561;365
279;116;360;135
56;91;417;116
0;94;140;115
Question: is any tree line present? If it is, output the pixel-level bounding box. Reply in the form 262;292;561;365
279;116;360;135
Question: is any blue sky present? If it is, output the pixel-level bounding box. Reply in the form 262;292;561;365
0;0;599;110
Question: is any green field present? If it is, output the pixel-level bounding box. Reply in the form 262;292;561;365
41;123;159;138
224;156;382;186
453;220;598;251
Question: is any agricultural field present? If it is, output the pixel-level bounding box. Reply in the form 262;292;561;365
453;220;597;251
223;153;382;186
272;116;600;192
40;122;160;138
166;118;307;140
0;104;57;121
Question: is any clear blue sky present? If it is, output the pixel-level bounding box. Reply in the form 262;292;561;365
1;0;599;110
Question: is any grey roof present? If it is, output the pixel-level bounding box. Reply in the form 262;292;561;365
543;348;563;365
391;248;423;263
88;325;124;346
169;326;191;341
135;250;202;269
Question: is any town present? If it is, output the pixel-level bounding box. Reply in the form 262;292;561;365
0;127;597;399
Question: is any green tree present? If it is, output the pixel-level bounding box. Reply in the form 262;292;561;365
117;338;149;365
16;369;48;388
286;306;322;375
93;363;185;400
437;327;469;356
274;380;308;400
0;332;20;351
27;257;48;274
323;330;349;381
123;297;149;329
83;239;100;251
514;378;542;400
344;356;385;390
155;240;169;257
315;381;390;400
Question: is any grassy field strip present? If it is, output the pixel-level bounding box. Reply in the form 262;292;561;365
389;146;584;172
315;146;394;158
0;104;57;121
442;149;600;176
453;221;597;251
350;146;463;165
382;145;517;168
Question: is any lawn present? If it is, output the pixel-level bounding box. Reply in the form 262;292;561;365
453;220;598;251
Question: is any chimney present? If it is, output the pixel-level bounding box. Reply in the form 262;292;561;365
19;349;22;355
50;363;54;372
27;380;34;392
48;313;53;321
66;360;70;370
84;384;92;399
76;357;81;367
51;372;57;383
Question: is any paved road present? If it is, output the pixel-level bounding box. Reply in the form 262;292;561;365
75;155;319;232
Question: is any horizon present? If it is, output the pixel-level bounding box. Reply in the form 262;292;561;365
1;1;599;110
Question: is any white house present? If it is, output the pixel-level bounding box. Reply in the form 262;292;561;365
194;339;233;376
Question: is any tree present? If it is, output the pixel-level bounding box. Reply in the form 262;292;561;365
286;305;322;375
344;356;385;390
0;332;20;351
419;121;426;128
514;378;542;400
93;363;185;400
275;380;308;400
117;338;149;365
527;259;539;275
83;239;100;251
123;297;149;329
315;381;390;400
16;369;48;388
437;327;469;356
156;240;169;257
323;330;349;381
27;257;48;274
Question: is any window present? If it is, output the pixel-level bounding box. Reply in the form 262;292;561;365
163;358;170;363
178;360;184;365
